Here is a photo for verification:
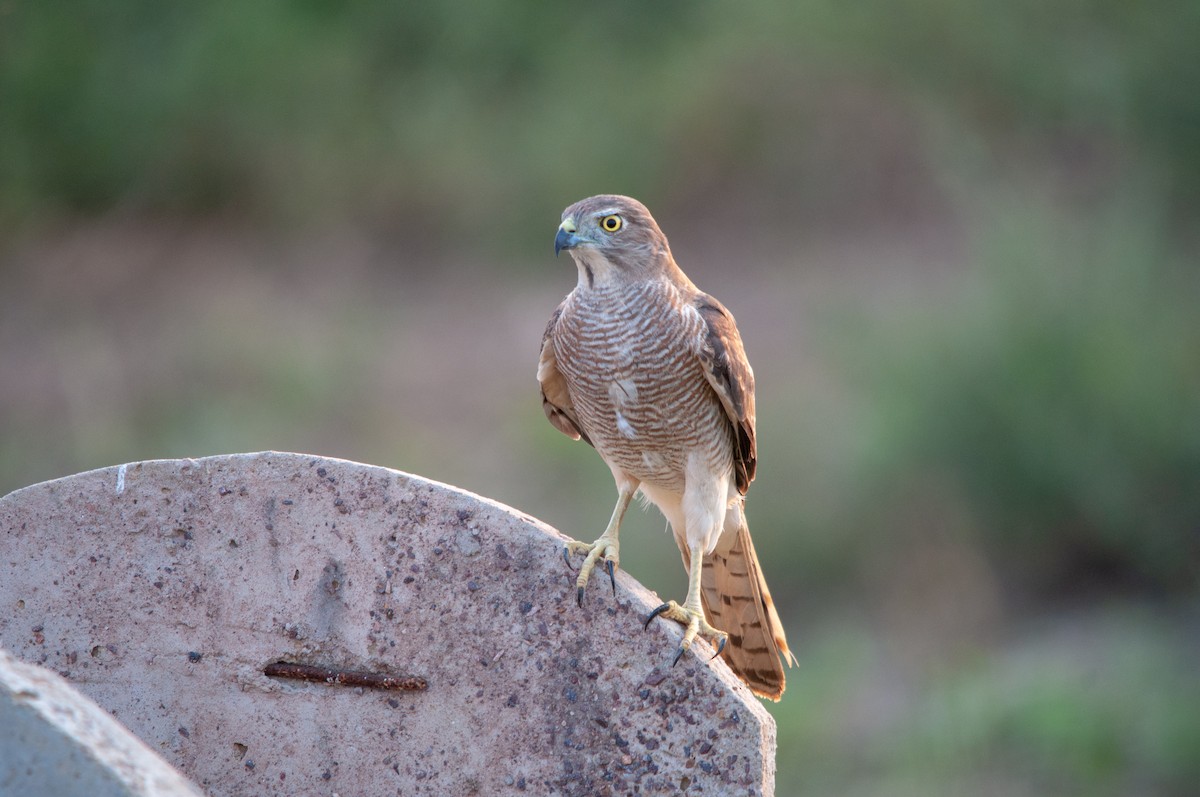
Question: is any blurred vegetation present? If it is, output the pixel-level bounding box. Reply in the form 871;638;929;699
3;1;1199;237
2;1;1198;794
775;605;1200;796
840;194;1200;594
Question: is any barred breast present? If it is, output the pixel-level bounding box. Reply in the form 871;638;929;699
552;277;735;492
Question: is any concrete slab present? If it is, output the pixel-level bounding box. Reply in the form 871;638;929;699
0;452;775;795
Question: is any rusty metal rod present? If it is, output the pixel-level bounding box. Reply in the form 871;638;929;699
264;661;427;691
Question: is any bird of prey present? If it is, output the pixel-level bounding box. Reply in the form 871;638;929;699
538;194;796;700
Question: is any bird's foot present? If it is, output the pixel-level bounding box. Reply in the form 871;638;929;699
562;536;619;606
644;601;728;666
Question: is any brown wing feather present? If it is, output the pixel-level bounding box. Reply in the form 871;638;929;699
695;295;756;494
537;303;593;447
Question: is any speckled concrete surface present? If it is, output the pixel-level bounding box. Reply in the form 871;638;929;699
0;452;775;796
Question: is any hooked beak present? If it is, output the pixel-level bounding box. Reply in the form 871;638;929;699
555;218;582;256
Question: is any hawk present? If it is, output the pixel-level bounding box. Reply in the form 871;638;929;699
538;194;796;700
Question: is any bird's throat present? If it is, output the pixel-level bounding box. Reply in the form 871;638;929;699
572;249;620;291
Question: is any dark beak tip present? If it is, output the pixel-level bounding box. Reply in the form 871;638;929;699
554;227;576;257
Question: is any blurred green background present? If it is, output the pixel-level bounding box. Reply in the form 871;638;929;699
2;2;1198;794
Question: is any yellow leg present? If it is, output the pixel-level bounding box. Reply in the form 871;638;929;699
644;542;728;665
564;484;635;606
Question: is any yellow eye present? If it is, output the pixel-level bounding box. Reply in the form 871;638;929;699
600;215;623;232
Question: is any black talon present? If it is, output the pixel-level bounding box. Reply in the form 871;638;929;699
606;559;616;595
576;586;585;607
710;635;727;660
644;602;671;630
562;547;573;569
672;645;686;667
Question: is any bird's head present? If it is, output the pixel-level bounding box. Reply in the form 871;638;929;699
555;195;673;287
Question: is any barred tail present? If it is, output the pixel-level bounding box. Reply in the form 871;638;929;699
698;522;796;701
